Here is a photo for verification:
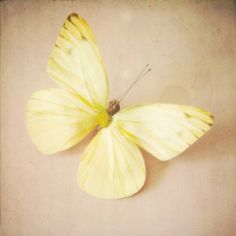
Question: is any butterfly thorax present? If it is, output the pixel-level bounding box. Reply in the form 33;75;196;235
96;100;120;128
106;100;120;116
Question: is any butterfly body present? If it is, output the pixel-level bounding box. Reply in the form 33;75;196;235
26;13;214;199
96;109;110;128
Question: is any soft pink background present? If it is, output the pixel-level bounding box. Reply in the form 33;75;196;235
1;1;236;235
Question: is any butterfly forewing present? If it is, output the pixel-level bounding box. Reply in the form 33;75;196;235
47;13;108;110
114;104;214;161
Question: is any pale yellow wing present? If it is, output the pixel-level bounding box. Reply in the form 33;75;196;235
77;123;146;199
114;104;214;161
26;89;98;154
27;14;110;154
47;13;108;110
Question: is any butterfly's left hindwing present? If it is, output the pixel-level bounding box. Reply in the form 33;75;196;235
26;89;98;154
114;104;214;161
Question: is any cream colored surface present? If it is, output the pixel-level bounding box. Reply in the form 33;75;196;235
1;1;236;235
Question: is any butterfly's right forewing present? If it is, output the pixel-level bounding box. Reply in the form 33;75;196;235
114;104;214;161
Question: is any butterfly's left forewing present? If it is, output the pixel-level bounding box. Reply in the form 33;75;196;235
47;13;108;110
114;104;214;161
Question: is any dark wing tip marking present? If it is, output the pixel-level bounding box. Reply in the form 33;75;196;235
185;111;214;126
209;114;214;121
67;13;79;19
207;114;214;126
208;122;213;127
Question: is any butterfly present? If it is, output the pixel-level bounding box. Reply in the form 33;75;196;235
26;13;214;199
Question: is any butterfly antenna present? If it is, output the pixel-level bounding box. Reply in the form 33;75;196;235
118;64;151;103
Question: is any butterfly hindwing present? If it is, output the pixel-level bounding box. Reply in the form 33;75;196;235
114;104;214;161
26;89;98;154
77;124;146;199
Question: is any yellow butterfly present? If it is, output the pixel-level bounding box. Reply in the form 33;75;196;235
26;13;214;199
